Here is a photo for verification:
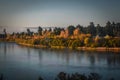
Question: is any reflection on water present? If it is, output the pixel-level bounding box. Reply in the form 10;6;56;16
0;42;120;80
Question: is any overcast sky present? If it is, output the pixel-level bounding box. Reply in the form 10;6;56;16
0;0;120;32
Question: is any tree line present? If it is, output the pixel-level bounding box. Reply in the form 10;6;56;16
0;21;120;48
1;21;118;38
66;21;120;37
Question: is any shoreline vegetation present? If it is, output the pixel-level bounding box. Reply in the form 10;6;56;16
0;21;120;52
0;38;120;52
17;42;120;52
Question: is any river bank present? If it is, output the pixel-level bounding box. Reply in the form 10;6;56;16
0;38;120;52
17;42;120;53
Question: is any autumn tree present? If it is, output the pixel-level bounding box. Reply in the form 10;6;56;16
76;24;83;33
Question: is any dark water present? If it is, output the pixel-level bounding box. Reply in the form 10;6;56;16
0;42;120;80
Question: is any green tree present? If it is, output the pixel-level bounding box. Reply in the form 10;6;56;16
38;26;42;35
67;25;75;35
113;23;120;37
53;27;62;35
27;28;31;36
105;21;113;36
96;24;105;36
87;22;96;36
71;40;83;49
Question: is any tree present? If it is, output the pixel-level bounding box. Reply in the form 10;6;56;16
76;24;83;33
3;29;7;38
67;25;75;35
71;40;83;49
96;24;102;36
48;28;52;32
38;26;42;36
87;22;96;36
53;27;62;35
3;29;6;34
84;37;91;47
113;23;120;37
105;21;113;36
27;28;31;36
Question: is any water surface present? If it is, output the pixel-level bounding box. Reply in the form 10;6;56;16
0;42;120;80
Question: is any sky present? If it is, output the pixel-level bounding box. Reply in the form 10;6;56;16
0;0;120;32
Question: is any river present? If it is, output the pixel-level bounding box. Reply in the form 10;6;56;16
0;42;120;80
